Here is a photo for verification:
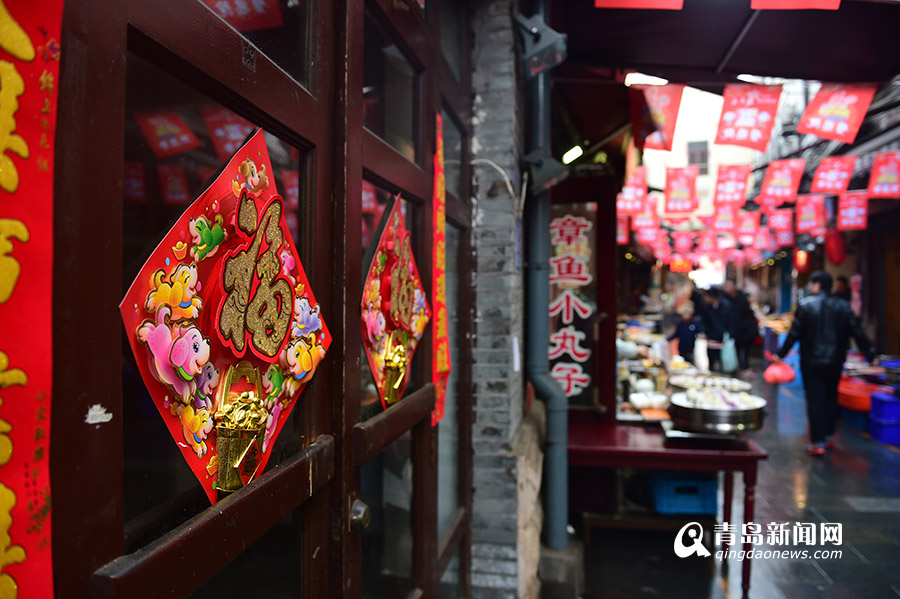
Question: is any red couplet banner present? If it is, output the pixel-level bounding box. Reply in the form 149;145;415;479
630;84;685;151
432;114;450;425
664;166;698;214
0;2;64;596
837;191;868;231
797;84;876;145
714;164;752;206
867;151;900;199
810;155;857;195
758;159;806;212
715;84;782;153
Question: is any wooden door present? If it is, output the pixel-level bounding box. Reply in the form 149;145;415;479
51;0;472;597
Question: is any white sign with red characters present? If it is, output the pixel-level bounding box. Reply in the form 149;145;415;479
715;84;782;153
797;84;877;145
810;155;857;195
714;164;752;206
837;191;868;231
867;151;900;199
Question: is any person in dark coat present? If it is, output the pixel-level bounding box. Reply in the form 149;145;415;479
776;271;876;456
834;275;851;302
667;301;703;358
700;287;734;372
723;278;759;374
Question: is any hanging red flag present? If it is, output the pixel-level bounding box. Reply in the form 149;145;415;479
672;231;695;254
715;84;782;153
751;0;840;9
201;105;255;163
736;211;761;237
157;164;192;205
136;111;201;158
636;227;661;245
124;162;147;203
617;217;630;245
714;164;752;205
753;228;777;252
837;191;868;231
630;84;685;151
664;166;698;214
717;234;737;251
867;151;900;198
713;206;737;232
797;84;876;144
631;196;659;230
767;209;793;232
697;232;717;253
810;155;857;194
775;230;795;247
758;159;805;211
617;166;647;215
796;195;826;233
595;0;683;9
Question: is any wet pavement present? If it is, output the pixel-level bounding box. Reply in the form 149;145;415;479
580;370;900;599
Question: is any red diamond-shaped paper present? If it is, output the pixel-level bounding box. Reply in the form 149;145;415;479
362;197;431;409
120;130;330;503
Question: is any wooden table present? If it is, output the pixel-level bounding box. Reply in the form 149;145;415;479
569;417;768;599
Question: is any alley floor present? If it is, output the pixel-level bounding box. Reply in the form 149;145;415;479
580;374;900;599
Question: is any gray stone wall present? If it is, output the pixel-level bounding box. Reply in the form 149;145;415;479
470;1;542;597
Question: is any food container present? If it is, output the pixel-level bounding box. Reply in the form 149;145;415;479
668;391;766;434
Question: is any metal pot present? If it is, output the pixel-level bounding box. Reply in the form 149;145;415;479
668;392;766;434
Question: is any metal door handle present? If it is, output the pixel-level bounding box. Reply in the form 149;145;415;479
350;499;371;532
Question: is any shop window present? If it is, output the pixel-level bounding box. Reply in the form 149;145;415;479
687;140;708;175
437;223;461;538
437;554;462;599
361;434;415;599
363;11;419;162
122;53;307;541
200;0;314;89
442;108;464;201
440;0;463;81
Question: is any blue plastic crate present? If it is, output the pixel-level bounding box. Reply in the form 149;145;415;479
840;407;868;431
870;416;900;446
649;472;718;515
871;392;900;423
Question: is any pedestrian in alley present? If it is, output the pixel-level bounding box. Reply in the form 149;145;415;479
667;301;703;359
699;287;734;372
775;270;876;456
723;278;759;378
834;275;852;302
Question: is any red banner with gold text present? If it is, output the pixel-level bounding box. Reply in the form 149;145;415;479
867;151;900;199
797;84;876;145
432;114;450;425
715;84;782;153
837;191;868;231
0;1;63;596
810;155;856;195
630;84;684;151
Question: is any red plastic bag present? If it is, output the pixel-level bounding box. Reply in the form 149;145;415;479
763;351;795;384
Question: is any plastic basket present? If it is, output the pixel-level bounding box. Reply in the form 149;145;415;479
649;472;718;515
869;416;900;446
871;392;900;423
839;407;868;431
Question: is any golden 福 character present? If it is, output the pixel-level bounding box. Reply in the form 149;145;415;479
0;483;25;598
0;351;25;390
0;61;28;193
0;219;29;303
0;2;34;62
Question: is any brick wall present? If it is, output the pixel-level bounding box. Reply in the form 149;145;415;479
470;0;542;597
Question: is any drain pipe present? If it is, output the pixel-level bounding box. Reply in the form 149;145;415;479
525;0;568;552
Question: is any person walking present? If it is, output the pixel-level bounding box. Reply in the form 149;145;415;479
700;287;734;372
775;271;876;456
723;278;759;377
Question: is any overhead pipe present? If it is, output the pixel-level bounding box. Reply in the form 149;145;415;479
525;0;569;552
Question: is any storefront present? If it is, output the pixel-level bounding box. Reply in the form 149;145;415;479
1;1;476;597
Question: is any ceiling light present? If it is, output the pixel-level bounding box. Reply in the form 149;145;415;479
624;72;669;87
562;146;583;165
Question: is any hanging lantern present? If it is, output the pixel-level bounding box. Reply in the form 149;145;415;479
794;249;811;273
825;229;846;265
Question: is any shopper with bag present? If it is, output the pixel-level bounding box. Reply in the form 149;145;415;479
699;287;735;372
775;271;876;456
723;278;759;376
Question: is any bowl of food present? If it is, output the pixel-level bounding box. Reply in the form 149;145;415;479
669;374;752;392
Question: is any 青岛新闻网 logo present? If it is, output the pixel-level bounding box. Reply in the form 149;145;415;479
674;522;711;558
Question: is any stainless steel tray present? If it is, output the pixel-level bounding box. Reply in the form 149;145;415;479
668;393;766;434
